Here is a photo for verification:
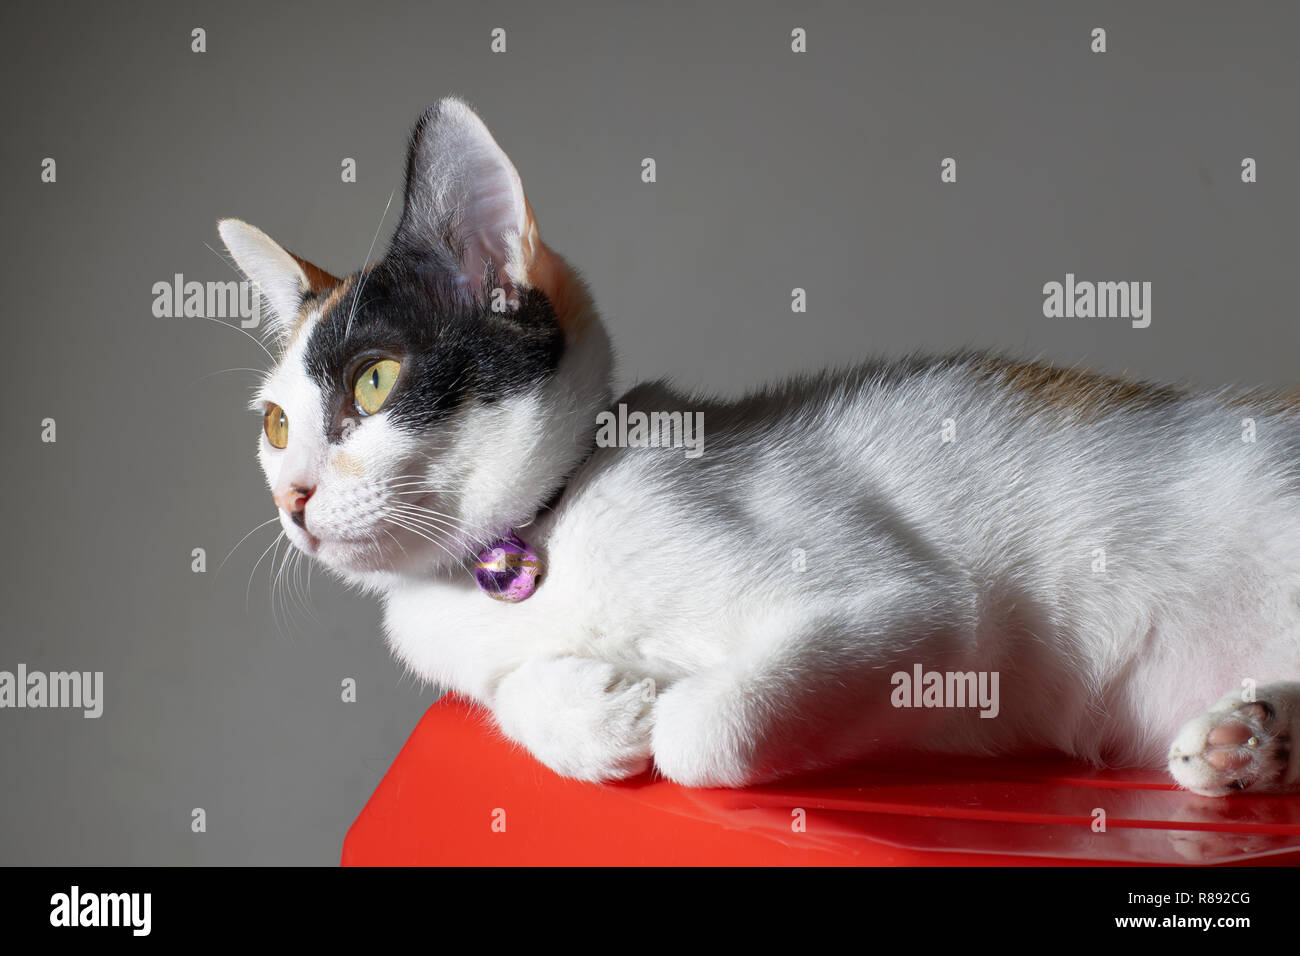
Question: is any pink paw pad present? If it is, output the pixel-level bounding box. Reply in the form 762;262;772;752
1172;701;1288;794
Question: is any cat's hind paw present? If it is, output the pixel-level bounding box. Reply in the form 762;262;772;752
1168;685;1299;796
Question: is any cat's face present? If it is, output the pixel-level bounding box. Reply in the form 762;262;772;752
221;99;611;586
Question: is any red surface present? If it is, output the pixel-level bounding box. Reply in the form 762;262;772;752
342;696;1300;866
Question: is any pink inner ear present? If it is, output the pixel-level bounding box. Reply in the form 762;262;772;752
455;144;528;306
396;99;539;306
463;230;518;304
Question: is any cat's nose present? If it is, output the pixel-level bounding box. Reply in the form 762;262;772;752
274;484;315;521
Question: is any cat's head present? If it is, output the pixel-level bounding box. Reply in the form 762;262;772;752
220;98;612;587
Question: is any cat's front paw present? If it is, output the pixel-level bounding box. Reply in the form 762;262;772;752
651;675;762;788
1168;684;1299;796
492;658;655;783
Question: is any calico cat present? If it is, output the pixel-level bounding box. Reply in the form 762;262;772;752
220;98;1300;796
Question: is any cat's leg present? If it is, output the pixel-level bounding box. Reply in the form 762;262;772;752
490;657;655;782
1167;682;1300;796
651;613;977;788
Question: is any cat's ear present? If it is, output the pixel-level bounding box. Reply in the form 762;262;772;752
217;218;340;338
390;98;539;307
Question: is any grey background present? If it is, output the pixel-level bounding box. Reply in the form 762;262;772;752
1;0;1296;864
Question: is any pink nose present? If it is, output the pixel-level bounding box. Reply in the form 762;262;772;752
274;484;315;514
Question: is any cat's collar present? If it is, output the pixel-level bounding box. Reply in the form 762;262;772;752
469;444;593;602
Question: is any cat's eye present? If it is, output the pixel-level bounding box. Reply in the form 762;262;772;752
354;359;401;416
263;403;289;449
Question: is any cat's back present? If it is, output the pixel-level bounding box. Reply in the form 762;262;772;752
613;349;1297;465
543;351;1300;680
590;351;1300;567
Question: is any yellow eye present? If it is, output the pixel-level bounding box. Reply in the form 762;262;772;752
354;359;401;415
263;403;289;449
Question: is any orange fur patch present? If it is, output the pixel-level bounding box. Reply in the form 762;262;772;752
331;449;365;478
290;252;341;296
314;275;354;318
1226;387;1300;417
287;274;354;347
976;355;1184;419
521;196;596;341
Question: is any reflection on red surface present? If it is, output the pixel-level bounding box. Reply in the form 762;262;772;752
342;695;1300;866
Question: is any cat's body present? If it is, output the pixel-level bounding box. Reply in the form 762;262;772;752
385;355;1300;789
221;99;1300;797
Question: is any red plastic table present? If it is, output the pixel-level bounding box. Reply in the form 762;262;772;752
342;695;1300;866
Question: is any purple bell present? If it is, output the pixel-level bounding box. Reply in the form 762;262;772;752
473;532;541;602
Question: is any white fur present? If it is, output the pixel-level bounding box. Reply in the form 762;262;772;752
375;370;1300;790
217;219;311;337
225;99;1300;796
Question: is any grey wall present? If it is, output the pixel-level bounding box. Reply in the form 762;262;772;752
1;0;1296;864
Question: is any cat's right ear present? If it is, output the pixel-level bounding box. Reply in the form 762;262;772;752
389;98;537;307
218;219;340;341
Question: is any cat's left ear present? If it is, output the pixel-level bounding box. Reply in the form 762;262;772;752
389;98;540;308
218;218;340;339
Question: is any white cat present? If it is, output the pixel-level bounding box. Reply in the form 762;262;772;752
220;98;1300;797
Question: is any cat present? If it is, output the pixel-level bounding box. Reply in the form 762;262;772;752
219;98;1300;797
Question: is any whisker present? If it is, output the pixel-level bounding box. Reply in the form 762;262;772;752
188;367;266;388
388;501;498;538
382;481;460;492
380;514;467;568
286;546;311;629
202;241;280;359
218;516;281;573
246;531;286;613
186;310;276;362
270;535;293;640
344;189;396;343
381;527;409;559
299;551;317;621
387;503;495;542
387;506;467;538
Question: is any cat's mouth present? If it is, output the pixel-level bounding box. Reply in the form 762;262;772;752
276;491;480;577
284;520;321;555
279;510;420;575
286;525;384;574
281;515;367;562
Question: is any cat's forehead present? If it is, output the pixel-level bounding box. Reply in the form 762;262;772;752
256;257;564;434
299;264;435;388
288;275;357;347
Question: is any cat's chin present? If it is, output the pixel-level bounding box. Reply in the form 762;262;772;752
281;521;392;575
315;539;381;569
293;529;468;583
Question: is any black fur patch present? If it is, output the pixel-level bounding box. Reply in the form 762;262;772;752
302;255;564;440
